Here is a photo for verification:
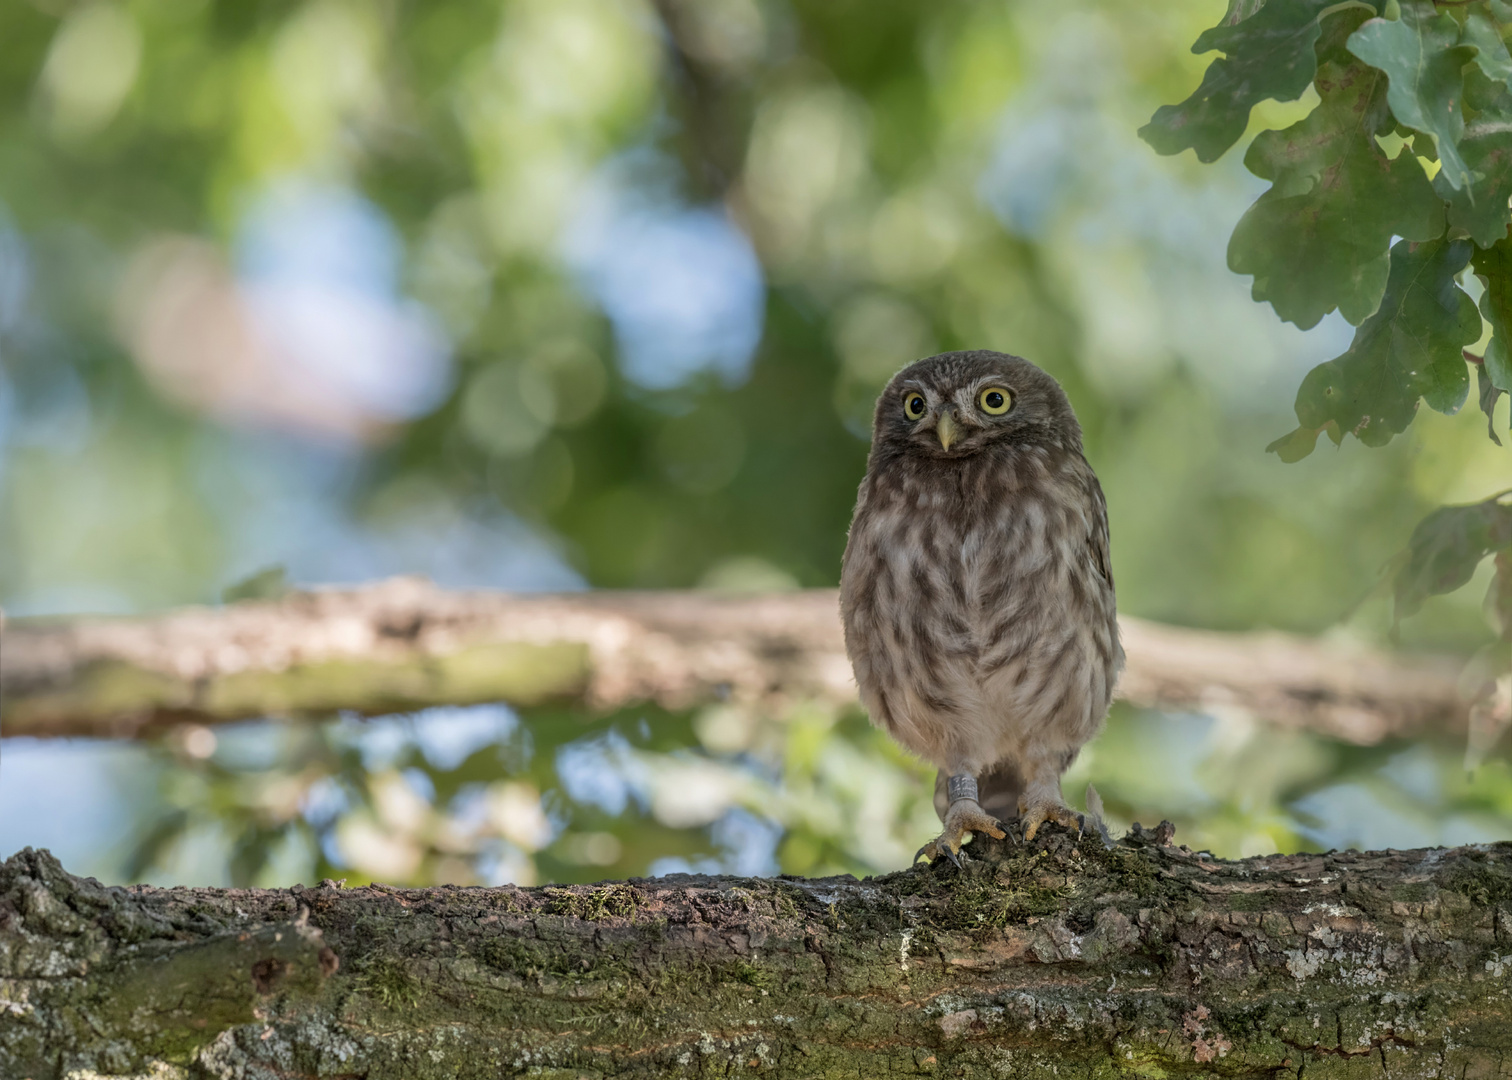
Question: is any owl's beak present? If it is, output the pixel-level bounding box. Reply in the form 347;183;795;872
936;410;959;451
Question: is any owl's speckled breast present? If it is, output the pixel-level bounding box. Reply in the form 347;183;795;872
840;441;1121;775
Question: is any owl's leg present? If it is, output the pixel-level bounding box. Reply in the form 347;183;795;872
1017;750;1084;842
914;773;1006;868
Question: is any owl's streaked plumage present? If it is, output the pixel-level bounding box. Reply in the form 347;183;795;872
839;350;1122;863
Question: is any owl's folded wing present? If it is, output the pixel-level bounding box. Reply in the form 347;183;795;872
1081;466;1114;590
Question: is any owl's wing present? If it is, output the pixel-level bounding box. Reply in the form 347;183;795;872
1081;468;1114;589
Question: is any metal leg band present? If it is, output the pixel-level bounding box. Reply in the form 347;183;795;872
946;773;978;805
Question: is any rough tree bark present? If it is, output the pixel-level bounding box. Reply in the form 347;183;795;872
3;831;1511;1080
1;577;1467;745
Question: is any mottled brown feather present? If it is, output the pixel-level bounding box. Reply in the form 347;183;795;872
839;350;1123;824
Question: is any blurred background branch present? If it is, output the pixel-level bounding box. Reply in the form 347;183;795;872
3;576;1469;744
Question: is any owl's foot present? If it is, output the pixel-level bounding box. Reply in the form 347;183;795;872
1019;797;1084;843
913;799;1006;868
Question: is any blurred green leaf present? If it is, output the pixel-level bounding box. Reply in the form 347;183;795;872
1473;236;1512;393
1461;548;1512;767
222;565;291;604
1284;237;1479;455
1488;550;1512;640
1231;58;1443;329
1265;422;1332;461
1347;2;1476;191
124;809;189;883
228;822;281;888
1394;492;1512;620
1141;0;1348;163
1476;359;1503;445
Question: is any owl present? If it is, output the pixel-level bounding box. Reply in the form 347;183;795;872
840;350;1122;866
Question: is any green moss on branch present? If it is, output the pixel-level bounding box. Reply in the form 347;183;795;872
5;641;590;736
4;834;1512;1079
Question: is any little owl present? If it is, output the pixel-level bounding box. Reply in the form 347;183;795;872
840;350;1122;866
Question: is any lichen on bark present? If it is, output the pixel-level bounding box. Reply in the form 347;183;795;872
3;829;1512;1079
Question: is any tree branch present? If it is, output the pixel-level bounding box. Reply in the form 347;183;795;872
4;834;1511;1079
1;577;1466;744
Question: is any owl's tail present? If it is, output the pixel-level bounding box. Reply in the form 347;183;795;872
932;762;1023;824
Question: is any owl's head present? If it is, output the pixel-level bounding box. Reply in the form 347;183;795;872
871;350;1082;462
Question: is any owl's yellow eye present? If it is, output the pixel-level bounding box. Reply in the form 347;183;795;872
978;387;1012;415
903;393;927;420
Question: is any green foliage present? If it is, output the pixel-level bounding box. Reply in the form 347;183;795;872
1477;362;1504;444
116;697;1512;890
1393;492;1512;621
1231;57;1443;330
1477;238;1512;386
4;0;1500;646
1148;0;1512;456
1152;0;1512;754
1140;0;1345;163
1440;70;1512;245
1348;2;1478;191
220;565;291;604
1287;236;1479;448
1379;489;1512;764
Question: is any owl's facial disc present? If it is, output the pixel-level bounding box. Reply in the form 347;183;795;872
936;410;959;451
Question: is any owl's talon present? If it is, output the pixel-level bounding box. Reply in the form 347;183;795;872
1019;799;1085;842
913;799;1005;868
915;840;967;868
913;838;965;868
